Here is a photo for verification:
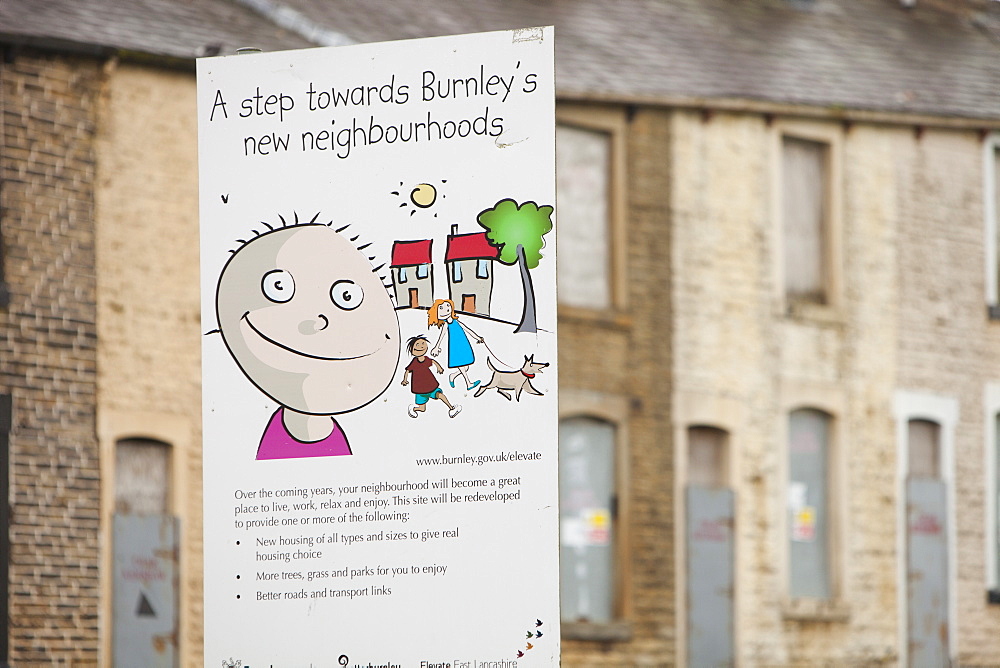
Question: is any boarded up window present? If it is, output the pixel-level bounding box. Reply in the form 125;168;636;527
907;419;941;480
783;137;829;303
788;408;832;599
556;125;611;309
994;146;1000;300
686;425;735;667
115;438;170;515
996;413;1000;587
688;426;728;488
559;416;616;623
113;438;177;665
905;419;950;664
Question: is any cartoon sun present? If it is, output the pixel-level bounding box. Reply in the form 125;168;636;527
410;183;437;208
392;180;447;217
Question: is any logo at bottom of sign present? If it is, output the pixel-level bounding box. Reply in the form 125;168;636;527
223;655;402;668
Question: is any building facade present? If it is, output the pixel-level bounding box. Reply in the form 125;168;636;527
0;47;103;667
3;0;1000;665
94;59;204;667
670;111;1000;665
0;3;310;665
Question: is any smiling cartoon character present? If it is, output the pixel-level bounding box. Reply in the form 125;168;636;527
215;218;400;459
429;298;484;391
400;335;461;419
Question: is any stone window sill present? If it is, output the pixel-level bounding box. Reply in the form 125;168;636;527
558;304;632;330
783;299;846;326
782;598;851;622
562;620;633;642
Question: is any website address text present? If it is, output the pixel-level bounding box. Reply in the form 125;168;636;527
415;451;542;467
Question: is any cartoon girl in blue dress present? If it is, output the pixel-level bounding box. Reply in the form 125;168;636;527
429;298;484;391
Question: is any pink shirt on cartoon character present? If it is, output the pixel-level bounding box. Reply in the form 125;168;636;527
256;408;351;460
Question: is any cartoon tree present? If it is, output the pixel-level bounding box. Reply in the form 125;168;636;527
477;198;554;333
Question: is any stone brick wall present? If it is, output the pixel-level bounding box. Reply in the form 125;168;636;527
94;60;203;667
670;109;1000;666
558;105;675;667
893;127;1000;667
672;112;895;666
669;111;920;665
0;49;102;666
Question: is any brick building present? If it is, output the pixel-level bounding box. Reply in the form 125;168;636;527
3;0;1000;666
0;3;309;666
0;48;102;666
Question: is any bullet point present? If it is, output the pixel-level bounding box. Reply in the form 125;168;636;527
236;540;240;545
236;574;241;579
236;594;241;599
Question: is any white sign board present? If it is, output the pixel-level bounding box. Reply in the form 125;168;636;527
198;28;558;667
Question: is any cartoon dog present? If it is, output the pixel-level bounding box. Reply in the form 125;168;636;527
473;355;549;401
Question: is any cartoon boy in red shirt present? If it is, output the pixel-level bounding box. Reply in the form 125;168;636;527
400;335;461;418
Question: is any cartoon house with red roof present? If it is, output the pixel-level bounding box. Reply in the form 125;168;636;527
445;224;500;316
390;239;434;309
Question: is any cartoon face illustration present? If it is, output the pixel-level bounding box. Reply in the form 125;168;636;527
216;223;400;417
408;337;429;357
436;299;453;320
